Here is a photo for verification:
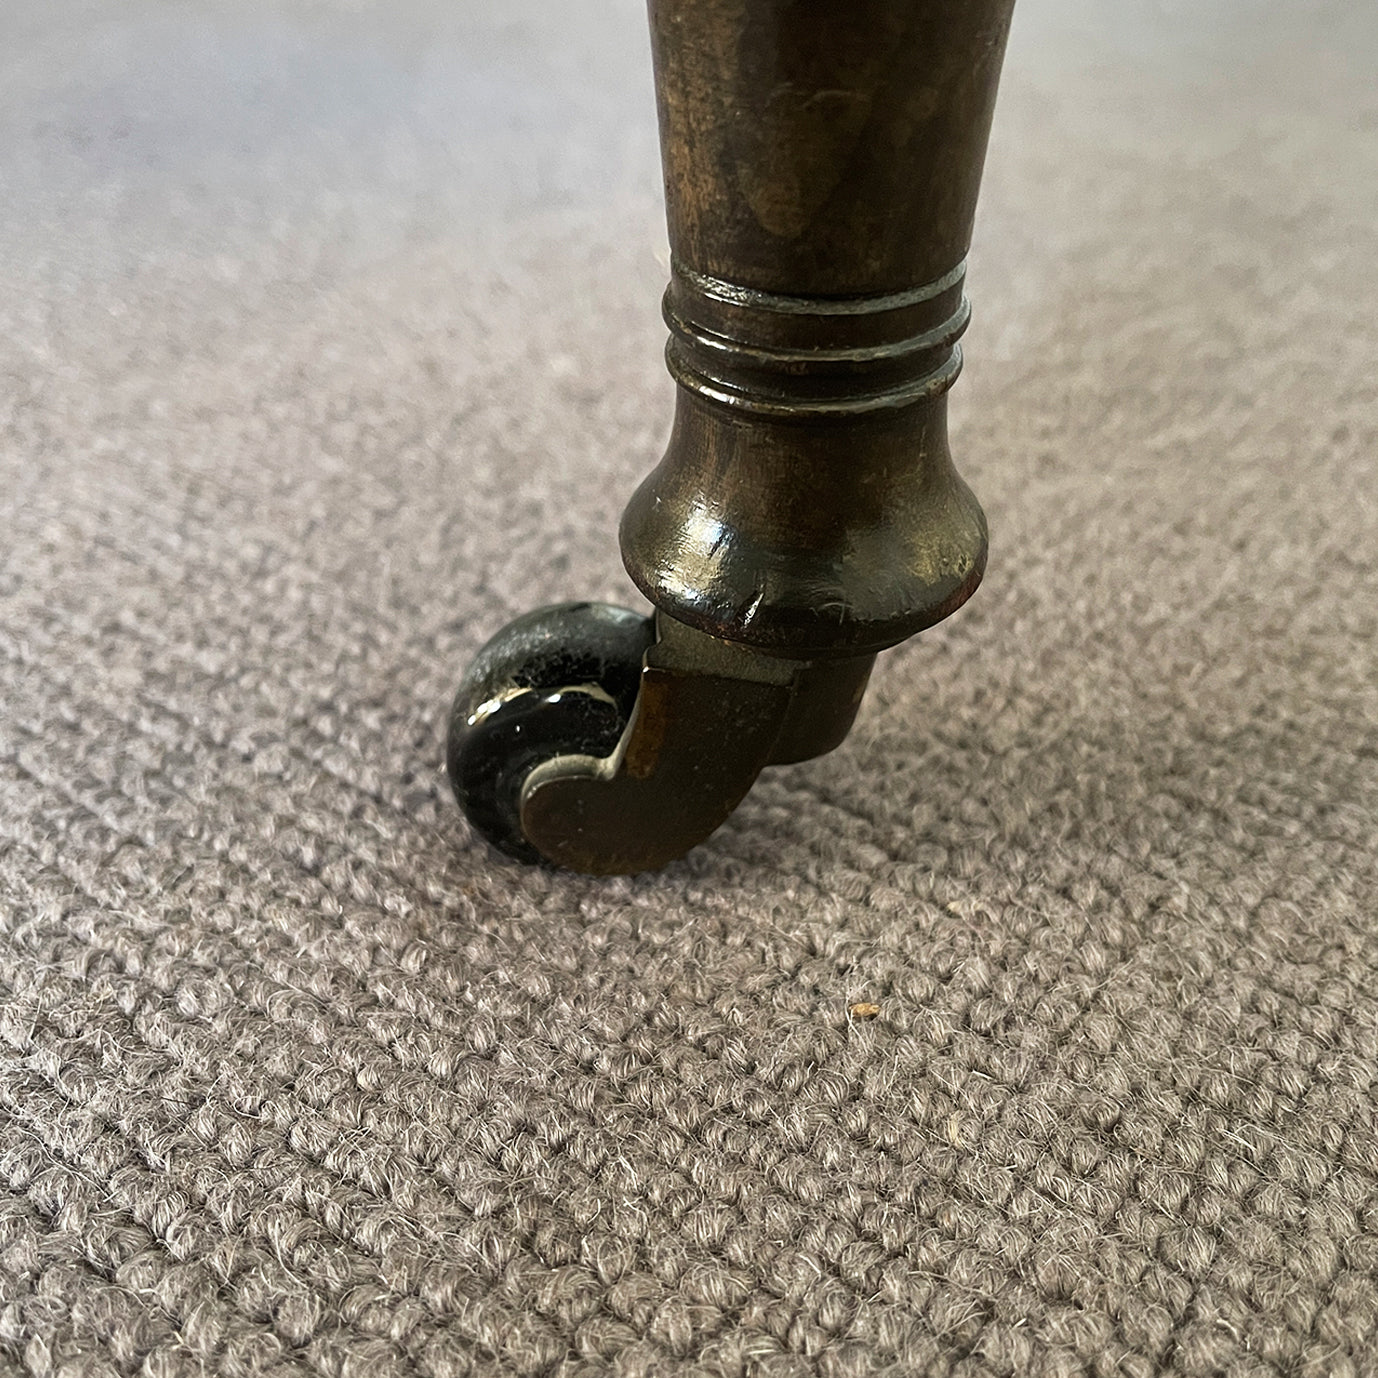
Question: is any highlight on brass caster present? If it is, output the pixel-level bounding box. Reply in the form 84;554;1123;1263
447;603;655;864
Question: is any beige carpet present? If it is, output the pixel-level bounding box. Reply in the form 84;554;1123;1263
3;1;1377;1374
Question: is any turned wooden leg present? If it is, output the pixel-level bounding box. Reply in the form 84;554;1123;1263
449;0;1016;874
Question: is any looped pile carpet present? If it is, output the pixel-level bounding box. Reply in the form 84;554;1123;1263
2;1;1376;1374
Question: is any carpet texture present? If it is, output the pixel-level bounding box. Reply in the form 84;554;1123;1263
3;2;1378;1375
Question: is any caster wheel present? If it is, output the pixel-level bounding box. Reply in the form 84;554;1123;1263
446;602;655;862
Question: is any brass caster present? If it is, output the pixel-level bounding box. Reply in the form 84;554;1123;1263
449;605;872;874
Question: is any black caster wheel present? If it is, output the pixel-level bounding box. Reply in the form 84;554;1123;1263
447;602;655;863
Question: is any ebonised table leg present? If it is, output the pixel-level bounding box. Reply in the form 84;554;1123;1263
449;0;1016;874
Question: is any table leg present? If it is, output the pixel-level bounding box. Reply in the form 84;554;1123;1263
449;0;1016;873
